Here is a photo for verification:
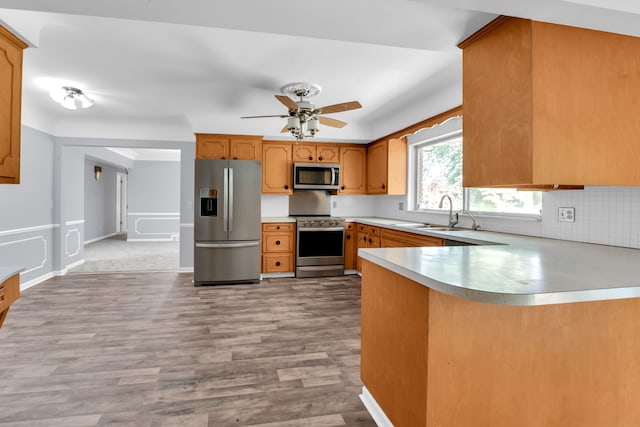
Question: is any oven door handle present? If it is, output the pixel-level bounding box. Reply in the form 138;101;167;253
299;227;345;232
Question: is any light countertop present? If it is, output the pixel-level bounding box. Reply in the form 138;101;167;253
355;217;640;306
0;267;23;284
261;217;296;223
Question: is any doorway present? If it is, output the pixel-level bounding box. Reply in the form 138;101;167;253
116;171;128;233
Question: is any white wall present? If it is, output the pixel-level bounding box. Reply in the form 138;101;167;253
127;160;181;241
0;126;57;287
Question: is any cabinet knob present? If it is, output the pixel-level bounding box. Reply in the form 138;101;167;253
346;235;351;240
341;186;345;190
233;157;238;160
276;226;280;230
368;238;372;243
308;156;313;161
381;184;386;190
284;185;289;190
275;240;281;245
319;156;323;161
275;261;281;267
221;156;226;159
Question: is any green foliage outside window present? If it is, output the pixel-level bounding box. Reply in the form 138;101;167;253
414;134;541;216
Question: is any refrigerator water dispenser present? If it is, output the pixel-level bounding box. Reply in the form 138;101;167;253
200;188;218;216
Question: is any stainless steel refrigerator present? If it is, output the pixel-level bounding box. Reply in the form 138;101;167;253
194;159;261;285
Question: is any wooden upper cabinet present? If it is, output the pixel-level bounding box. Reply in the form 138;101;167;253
460;16;640;187
292;143;316;162
316;144;339;163
195;134;262;160
262;142;293;194
367;138;406;195
339;145;366;194
0;26;27;185
292;143;339;163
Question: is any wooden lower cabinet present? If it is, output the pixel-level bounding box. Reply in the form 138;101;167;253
380;228;444;248
356;224;380;272
0;273;20;329
344;222;356;270
261;222;295;274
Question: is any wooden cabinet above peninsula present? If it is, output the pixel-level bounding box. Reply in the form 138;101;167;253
0;26;27;185
460;16;640;187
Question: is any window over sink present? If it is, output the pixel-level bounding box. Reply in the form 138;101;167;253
408;118;542;217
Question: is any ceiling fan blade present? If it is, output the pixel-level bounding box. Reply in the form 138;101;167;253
319;116;348;128
241;114;289;119
275;95;298;111
315;101;362;115
280;124;290;133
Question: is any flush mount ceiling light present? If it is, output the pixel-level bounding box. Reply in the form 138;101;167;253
49;86;95;110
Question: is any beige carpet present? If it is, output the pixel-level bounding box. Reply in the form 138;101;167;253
69;234;180;273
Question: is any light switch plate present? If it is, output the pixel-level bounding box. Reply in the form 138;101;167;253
558;207;575;222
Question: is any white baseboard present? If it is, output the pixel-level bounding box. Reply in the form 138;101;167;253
20;271;54;291
359;386;394;427
344;269;359;275
178;267;194;273
84;232;119;245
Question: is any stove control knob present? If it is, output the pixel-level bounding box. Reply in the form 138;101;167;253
304;221;310;227
320;220;325;226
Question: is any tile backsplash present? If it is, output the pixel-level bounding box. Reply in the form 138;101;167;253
262;187;640;249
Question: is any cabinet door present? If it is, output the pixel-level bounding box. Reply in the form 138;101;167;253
0;27;26;184
339;146;366;194
367;141;388;194
292;143;316;162
262;143;293;194
230;137;262;160
316;145;339;163
344;229;355;270
196;135;229;159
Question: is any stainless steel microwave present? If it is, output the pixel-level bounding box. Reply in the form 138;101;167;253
293;163;340;190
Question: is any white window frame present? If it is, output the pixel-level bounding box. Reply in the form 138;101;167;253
406;117;542;220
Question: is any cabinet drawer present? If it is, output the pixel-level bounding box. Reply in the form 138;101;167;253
0;274;20;313
262;233;294;252
345;222;355;230
262;253;294;273
368;226;381;236
358;224;368;233
262;222;295;232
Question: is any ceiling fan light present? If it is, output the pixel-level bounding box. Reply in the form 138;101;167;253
308;117;319;135
287;117;301;132
51;86;95;110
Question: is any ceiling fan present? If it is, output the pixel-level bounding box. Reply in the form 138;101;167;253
241;82;362;140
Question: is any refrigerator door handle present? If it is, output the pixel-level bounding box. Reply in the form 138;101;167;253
228;167;234;232
196;241;259;249
223;167;229;231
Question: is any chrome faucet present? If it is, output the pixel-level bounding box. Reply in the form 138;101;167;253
462;209;481;231
438;195;459;228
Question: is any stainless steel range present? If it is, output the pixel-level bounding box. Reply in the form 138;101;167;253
295;216;345;278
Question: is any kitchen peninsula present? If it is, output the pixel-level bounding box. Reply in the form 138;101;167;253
358;231;640;427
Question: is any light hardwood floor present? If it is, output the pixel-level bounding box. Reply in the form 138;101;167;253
0;273;374;426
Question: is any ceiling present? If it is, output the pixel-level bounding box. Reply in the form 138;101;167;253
1;0;639;145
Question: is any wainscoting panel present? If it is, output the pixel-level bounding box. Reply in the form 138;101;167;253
128;212;179;241
0;225;57;287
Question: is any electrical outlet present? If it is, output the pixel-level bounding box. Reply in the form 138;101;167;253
558;207;575;222
332;200;337;209
399;202;405;211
